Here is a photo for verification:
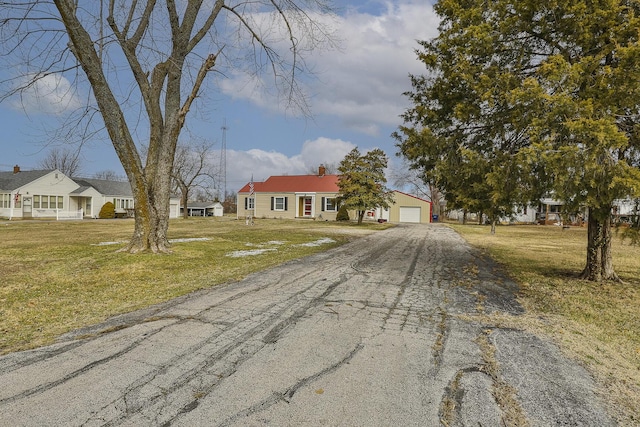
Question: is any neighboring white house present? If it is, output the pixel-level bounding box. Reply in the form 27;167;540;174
0;166;181;220
445;196;638;225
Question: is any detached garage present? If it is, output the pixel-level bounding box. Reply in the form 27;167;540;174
389;191;432;224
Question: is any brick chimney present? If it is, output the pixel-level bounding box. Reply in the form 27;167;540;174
13;165;20;174
318;164;326;176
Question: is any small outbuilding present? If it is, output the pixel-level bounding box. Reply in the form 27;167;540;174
182;201;224;217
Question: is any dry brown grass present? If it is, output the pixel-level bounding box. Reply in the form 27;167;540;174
0;216;390;355
450;223;640;425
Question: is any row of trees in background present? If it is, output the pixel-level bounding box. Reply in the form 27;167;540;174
394;0;640;281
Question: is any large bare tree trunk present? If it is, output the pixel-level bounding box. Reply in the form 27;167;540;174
580;207;620;281
42;0;334;252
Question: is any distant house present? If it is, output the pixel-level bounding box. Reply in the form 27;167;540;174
445;196;640;225
237;167;432;224
0;165;181;220
181;201;223;217
237;166;341;220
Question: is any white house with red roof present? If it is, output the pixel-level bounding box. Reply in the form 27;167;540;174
237;165;433;223
237;165;341;221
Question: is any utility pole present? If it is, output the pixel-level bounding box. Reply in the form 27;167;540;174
220;119;228;200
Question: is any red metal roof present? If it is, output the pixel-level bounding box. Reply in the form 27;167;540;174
238;174;340;193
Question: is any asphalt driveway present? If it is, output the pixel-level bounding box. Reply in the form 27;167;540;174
0;224;613;426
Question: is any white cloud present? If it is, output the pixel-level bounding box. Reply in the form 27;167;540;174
9;73;81;115
295;137;357;168
310;2;439;133
219;1;439;136
225;137;358;191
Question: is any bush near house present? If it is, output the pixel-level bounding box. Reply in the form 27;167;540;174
99;202;116;219
336;204;350;221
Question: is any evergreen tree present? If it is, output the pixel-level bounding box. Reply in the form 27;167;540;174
396;0;640;280
338;148;394;225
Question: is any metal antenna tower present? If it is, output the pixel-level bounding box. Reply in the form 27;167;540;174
220;119;228;200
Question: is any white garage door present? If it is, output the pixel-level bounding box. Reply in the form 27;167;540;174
399;206;421;223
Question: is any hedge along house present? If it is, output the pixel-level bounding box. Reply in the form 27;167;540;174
0;166;181;220
237;166;341;221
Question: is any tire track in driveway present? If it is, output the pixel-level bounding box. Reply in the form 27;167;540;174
93;272;354;426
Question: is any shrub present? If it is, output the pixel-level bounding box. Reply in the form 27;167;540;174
99;202;116;219
336;204;350;221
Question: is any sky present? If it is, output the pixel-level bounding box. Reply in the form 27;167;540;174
0;0;440;195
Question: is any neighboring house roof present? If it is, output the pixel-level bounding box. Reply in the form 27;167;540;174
238;174;340;193
72;178;133;197
0;168;133;198
0;170;54;192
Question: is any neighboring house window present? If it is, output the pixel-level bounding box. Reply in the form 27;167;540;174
245;197;255;210
113;198;133;209
14;194;21;208
32;195;63;209
271;196;288;211
30;194;64;209
321;197;337;212
0;193;9;208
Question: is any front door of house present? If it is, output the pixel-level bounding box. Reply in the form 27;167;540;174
304;197;313;217
23;196;32;218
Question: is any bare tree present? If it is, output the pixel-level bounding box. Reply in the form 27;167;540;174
38;147;82;177
391;164;443;216
172;140;216;219
93;170;125;181
0;1;337;253
223;191;237;214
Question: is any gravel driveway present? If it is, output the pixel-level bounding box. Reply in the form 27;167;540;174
0;224;613;426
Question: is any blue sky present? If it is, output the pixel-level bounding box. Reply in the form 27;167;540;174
0;1;439;193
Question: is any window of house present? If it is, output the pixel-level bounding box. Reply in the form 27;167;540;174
272;196;287;211
245;197;255;209
30;195;63;210
323;197;337;212
0;194;8;208
14;194;21;208
113;198;133;209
